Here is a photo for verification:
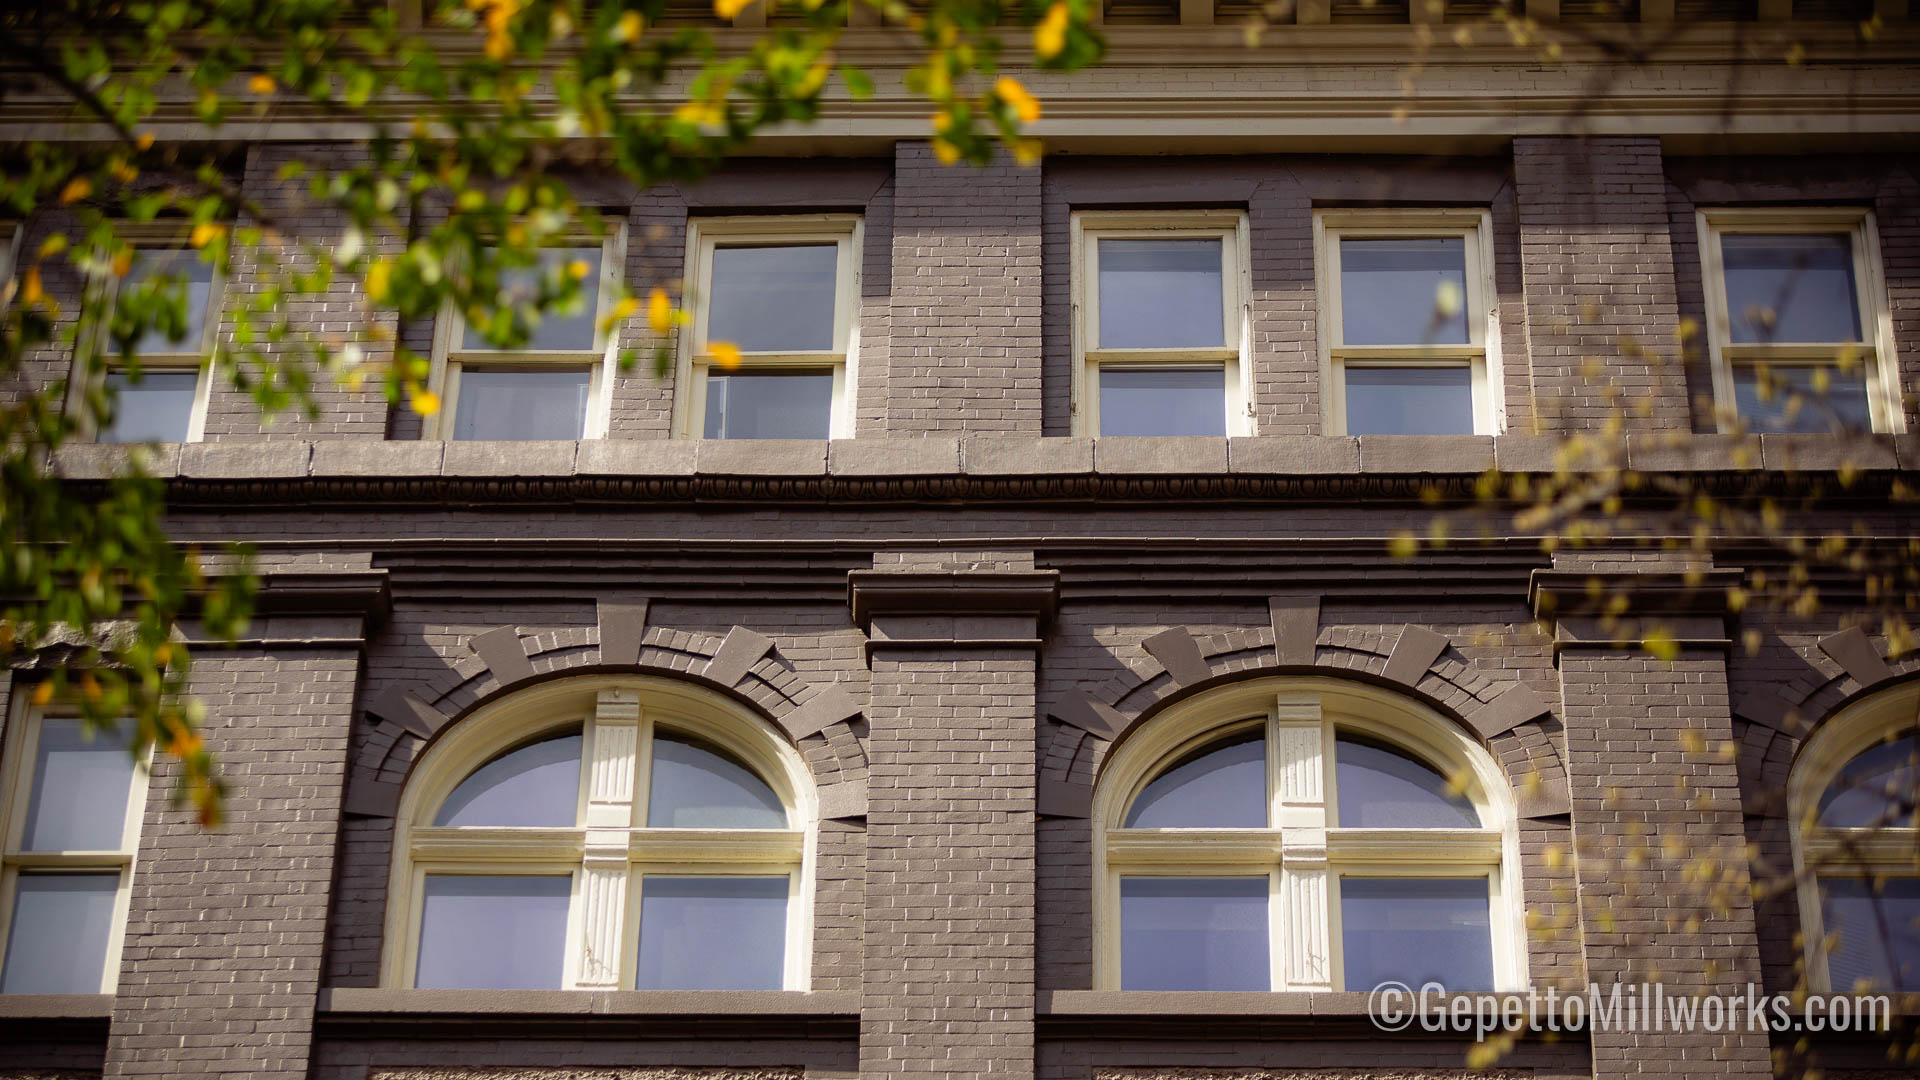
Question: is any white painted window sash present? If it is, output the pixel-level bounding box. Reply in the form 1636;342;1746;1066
426;226;628;441
1094;682;1525;993
1069;210;1252;438
1696;206;1903;435
1314;208;1502;437
386;680;814;992
675;214;863;440
0;697;151;994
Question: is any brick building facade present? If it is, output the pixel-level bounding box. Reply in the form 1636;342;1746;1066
3;8;1920;1080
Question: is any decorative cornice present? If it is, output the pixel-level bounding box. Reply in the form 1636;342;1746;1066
135;467;1919;509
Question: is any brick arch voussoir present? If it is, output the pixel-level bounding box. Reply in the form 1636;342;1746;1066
1039;619;1561;821
347;607;868;820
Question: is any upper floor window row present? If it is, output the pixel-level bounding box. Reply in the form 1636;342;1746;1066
76;206;1904;445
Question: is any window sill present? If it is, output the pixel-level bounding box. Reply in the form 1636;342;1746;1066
1037;988;1566;1039
315;987;858;1039
46;433;1915;491
0;993;114;1019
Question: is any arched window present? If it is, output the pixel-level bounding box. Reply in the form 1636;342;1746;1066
1093;678;1524;993
1789;681;1920;993
383;677;815;992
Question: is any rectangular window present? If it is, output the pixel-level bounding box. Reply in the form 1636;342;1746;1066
414;874;573;989
1818;876;1920;992
1071;212;1248;438
1699;209;1901;434
1117;875;1269;991
81;240;223;444
1315;210;1501;436
680;216;861;440
428;237;622;441
0;709;147;994
634;875;789;990
1337;875;1494;992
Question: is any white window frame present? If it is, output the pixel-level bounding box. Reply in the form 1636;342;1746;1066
70;224;225;444
0;695;151;994
1090;677;1526;993
425;227;627;441
1313;208;1503;437
1697;207;1903;435
674;215;862;440
1787;681;1920;993
1069;210;1251;438
381;675;817;991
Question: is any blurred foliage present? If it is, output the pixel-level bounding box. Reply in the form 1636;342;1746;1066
0;0;1101;821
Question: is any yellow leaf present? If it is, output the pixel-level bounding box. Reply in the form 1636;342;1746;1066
59;176;93;204
932;138;961;165
714;0;755;18
1386;530;1419;559
648;288;673;333
567;258;591;281
1034;1;1069;60
411;387;442;417
135;133;155;151
110;159;139;183
30;681;52;707
709;341;743;370
190;222;227;249
365;260;391;302
1644;629;1681;662
931;112;952;134
674;102;724;128
20;266;43;307
112;250;133;278
995;76;1042;125
601;295;639;333
36;234;67;259
614;9;644;41
1011;138;1042;167
248;73;277;95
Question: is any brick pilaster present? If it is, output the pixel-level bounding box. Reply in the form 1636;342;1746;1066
1534;560;1771;1080
852;551;1058;1080
887;144;1044;434
1513;136;1692;432
103;574;385;1080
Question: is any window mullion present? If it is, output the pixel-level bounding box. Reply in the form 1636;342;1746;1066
575;688;642;990
1272;694;1331;992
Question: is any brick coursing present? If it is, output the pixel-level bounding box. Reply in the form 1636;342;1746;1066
1514;136;1691;432
103;646;360;1080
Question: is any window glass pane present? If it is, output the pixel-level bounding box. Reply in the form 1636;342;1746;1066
646;734;787;829
1340;877;1493;991
450;368;591;441
1818;735;1919;828
1334;736;1479;829
127;250;214;356
1098;367;1226;438
0;872;119;994
1124;731;1265;829
1722;234;1861;344
635;876;788;990
21;716;136;851
97;370;198;444
415;875;571;989
1343;366;1475;436
1820;877;1920;992
702;370;834;440
1097;238;1225;350
707;244;838;353
462;247;602;352
1340;237;1469;346
434;733;582;827
1732;363;1872;435
1119;876;1268;991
